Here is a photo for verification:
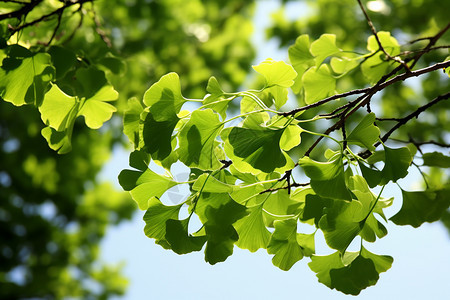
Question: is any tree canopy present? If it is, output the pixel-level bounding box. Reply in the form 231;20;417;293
0;0;449;298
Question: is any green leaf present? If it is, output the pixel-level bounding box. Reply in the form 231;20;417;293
143;72;186;119
143;198;182;249
177;109;224;170
203;76;231;118
141;72;186;160
309;251;345;288
252;58;297;88
123;98;144;148
362;32;400;83
41;126;72;154
288;34;315;93
267;219;304;271
309;248;392;295
39;84;78;131
118;157;179;210
234;204;271;252
330;57;359;74
77;85;118;129
0;50;54;106
319;200;364;252
422;152;450;168
299;155;352;201
280;124;302;151
48;46;76;79
301;194;333;226
329;255;380;295
224;125;290;173
165;219;206;254
346;113;380;151
379;145;412;184
390;188;450;228
358;161;382;188
360;246;393;274
141;111;179;161
297;232;315;257
310;34;341;66
302;65;336;104
192;173;236;194
201;193;248;264
39;83;117;131
262;189;303;226
98;54;127;75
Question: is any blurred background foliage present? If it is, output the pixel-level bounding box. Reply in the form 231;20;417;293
0;0;256;298
0;0;448;298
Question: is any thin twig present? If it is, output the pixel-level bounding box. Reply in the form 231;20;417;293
356;0;410;71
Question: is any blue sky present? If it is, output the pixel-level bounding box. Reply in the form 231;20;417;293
99;1;450;299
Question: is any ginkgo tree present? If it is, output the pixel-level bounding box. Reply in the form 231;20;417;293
118;7;449;297
1;0;449;297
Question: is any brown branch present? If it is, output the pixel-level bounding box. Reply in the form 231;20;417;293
280;87;370;117
259;182;310;195
0;0;43;21
7;0;92;35
378;92;450;144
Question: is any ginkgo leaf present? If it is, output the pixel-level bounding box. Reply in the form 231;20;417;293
330;57;359;74
252;58;297;88
118;155;179;210
0;48;54;106
141;111;179;161
347;113;380;151
288;34;315;93
224;125;288;173
362;32;400;83
203;76;231;119
234;204;271;252
77;85;118;129
309;248;392;295
280;124;302;151
143;197;183;249
202;193;248;264
379;145;412;184
319;199;364;252
48;46;76;79
177;109;224;170
390;188;450;228
165;219;206;254
192;173;236;194
267;219;304;271
310;34;342;66
302;65;336;104
41;126;73;154
123;98;144;148
299;155;352;201
422;152;450;168
143;72;186;119
39;84;79;131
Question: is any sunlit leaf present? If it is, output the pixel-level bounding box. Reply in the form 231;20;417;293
390;188;450;228
347;113;380;151
177;109;224;170
299;155;352;201
252;58;297;88
310;34;341;66
267;219;304;271
165;218;206;254
422;152;450;168
143;197;182;249
0;47;54;106
123;98;144;148
234;204;271;252
302;65;336;104
288;34;315;93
